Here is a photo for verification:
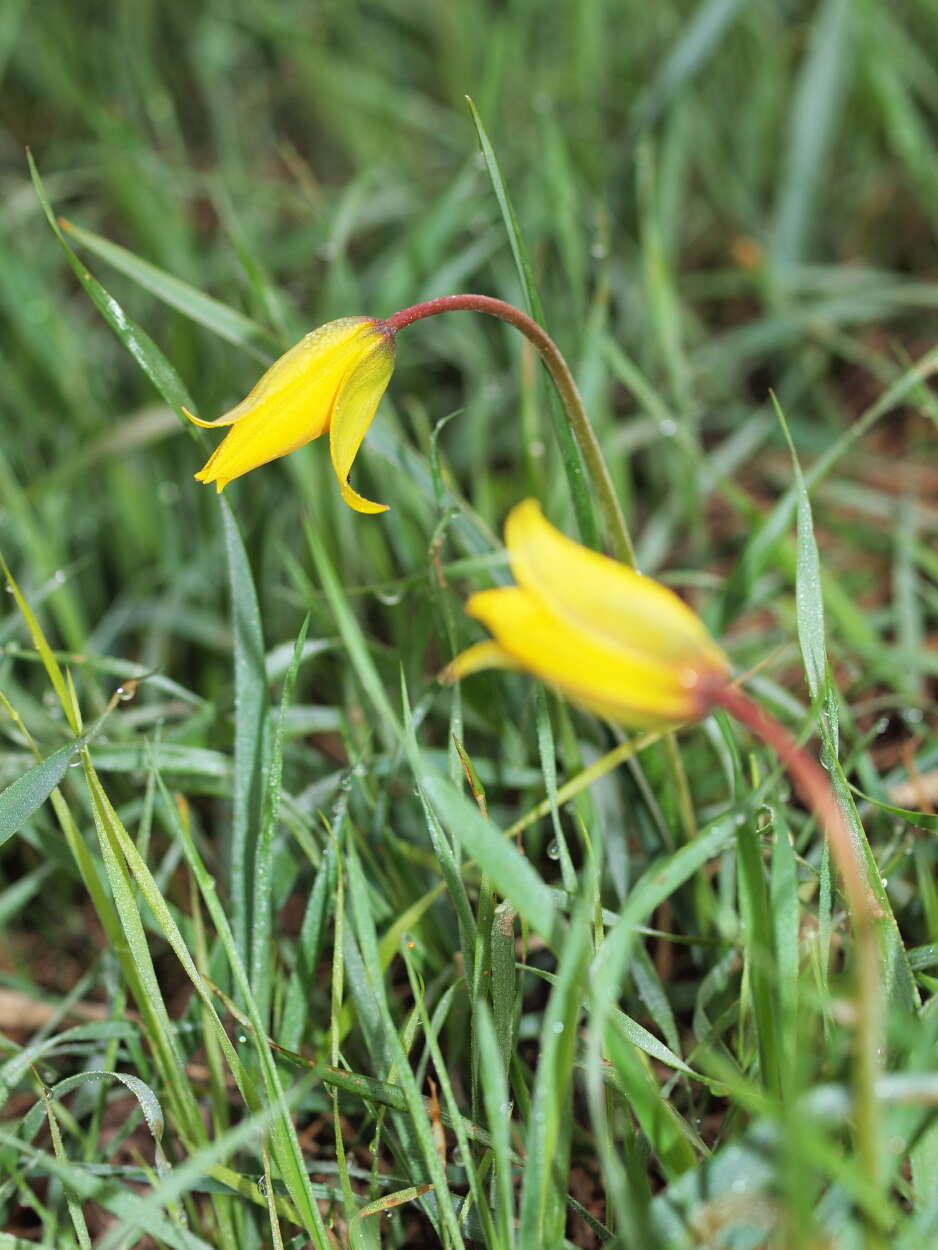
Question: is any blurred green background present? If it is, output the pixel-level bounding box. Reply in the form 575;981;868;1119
2;1;938;1246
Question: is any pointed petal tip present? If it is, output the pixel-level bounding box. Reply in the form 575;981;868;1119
338;480;389;515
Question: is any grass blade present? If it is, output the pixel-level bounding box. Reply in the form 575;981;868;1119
27;151;199;421
466;97;598;550
60;217;277;358
221;497;269;972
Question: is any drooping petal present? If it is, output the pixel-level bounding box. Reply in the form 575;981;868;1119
465;586;704;727
191;318;386;491
328;334;396;514
504;499;727;672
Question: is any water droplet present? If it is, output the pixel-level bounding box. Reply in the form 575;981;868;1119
237;1033;248;1044
659;418;677;438
904;708;924;725
4;584;13;594
376;589;404;606
68;758;81;768
116;685;135;702
528;439;545;458
546;840;561;861
552;1021;564;1034
874;716;890;736
499;1101;513;1116
51;569;66;586
881;877;888;889
590;241;607;259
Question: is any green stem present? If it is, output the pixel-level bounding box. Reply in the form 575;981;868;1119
385;294;635;564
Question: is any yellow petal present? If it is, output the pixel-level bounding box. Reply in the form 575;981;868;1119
465;586;704;727
329;335;396;514
440;640;520;683
504;499;727;672
192;318;387;490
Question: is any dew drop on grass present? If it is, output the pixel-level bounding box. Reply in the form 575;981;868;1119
659;418;677;437
375;588;404;606
546;841;561;860
552;1021;564;1034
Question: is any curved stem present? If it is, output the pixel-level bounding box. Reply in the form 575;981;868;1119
385;295;634;565
713;683;883;1212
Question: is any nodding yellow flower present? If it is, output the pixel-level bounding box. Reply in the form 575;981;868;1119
444;499;729;728
186;317;395;513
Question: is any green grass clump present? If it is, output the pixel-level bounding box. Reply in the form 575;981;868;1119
1;1;937;1246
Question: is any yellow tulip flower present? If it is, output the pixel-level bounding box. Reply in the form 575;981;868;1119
187;317;395;513
444;499;729;728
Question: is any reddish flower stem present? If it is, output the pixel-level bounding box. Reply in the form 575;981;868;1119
713;682;883;1198
384;295;634;565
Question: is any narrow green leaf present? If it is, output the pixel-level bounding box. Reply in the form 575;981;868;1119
466;97;598;550
252;615;309;1025
774;396;825;702
60;217;276;358
27;150;199;421
421;770;559;944
0;737;85;848
736;812;782;1098
221;497;269;971
770;0;851;270
518;912;589;1246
